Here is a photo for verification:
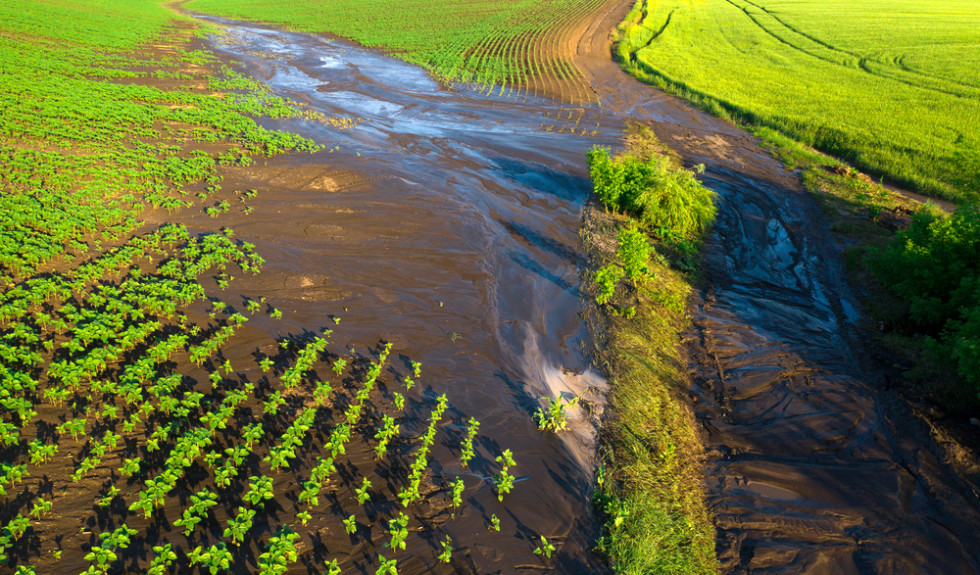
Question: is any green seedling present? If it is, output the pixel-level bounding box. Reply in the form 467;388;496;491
494;449;517;501
342;514;357;535
450;477;464;508
534;395;578;433
224;507;256;545
437;535;453;563
533;536;556;560
355;477;372;505
388;513;409;551
459;417;480;467
147;544;176;575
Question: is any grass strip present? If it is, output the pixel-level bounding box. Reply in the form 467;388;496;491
582;125;718;574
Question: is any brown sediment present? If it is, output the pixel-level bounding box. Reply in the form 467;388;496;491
63;9;617;573
186;5;980;573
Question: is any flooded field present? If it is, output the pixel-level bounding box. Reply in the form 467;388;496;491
175;10;980;573
31;6;977;572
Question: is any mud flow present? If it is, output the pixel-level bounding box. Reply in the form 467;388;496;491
172;13;623;573
170;8;980;574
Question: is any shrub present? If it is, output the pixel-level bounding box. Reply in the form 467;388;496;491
869;203;980;395
586;146;716;235
594;265;624;305
617;224;650;282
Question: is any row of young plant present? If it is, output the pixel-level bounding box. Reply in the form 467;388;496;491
185;0;606;103
0;228;534;573
88;327;527;573
0;3;558;573
0;0;333;571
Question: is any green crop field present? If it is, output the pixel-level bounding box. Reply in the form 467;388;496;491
617;0;980;202
0;1;526;573
186;0;605;100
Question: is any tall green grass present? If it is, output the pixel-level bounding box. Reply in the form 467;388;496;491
584;125;718;574
616;0;980;203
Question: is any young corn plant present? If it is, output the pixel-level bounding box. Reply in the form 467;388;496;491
494;449;517;501
533;395;578;433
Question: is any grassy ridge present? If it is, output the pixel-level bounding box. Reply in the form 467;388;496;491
616;0;980;202
584;126;718;574
185;0;604;99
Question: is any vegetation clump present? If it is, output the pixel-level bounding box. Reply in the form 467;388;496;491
586;145;715;234
869;204;980;400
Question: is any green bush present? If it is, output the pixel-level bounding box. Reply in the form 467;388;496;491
617;224;650;282
586;147;716;234
869;203;980;394
595;265;624;305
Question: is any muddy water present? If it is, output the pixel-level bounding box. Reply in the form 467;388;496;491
177;8;980;574
688;172;980;574
178;15;624;573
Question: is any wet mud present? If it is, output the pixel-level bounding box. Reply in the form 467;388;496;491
151;5;980;574
169;12;622;573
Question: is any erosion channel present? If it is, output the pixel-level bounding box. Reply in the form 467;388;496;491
182;7;980;574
